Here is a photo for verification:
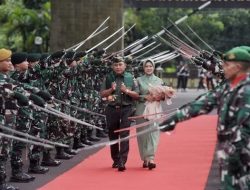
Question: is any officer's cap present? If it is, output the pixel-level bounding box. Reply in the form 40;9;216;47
223;46;250;63
11;52;28;65
0;48;12;62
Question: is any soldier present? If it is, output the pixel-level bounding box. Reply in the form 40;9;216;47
57;51;78;156
71;51;87;150
26;53;50;174
0;48;20;190
100;56;139;172
10;52;36;182
160;46;250;190
45;51;73;161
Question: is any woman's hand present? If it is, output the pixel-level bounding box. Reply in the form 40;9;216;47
145;94;155;102
153;94;162;101
165;87;176;98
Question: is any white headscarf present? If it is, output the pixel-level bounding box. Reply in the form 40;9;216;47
143;58;155;68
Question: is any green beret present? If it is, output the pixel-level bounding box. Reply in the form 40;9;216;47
74;51;86;61
223;47;250;62
50;51;64;60
27;53;41;62
40;53;50;62
239;46;250;54
64;51;75;60
11;52;28;65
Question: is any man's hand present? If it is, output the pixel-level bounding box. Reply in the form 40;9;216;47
13;92;29;106
111;82;116;91
120;83;127;94
29;94;46;107
36;90;52;101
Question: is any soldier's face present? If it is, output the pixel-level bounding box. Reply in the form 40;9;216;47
16;60;29;71
222;61;241;81
29;61;39;68
144;62;154;75
0;58;13;73
112;62;126;75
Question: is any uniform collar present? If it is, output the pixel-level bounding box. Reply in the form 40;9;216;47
113;71;125;77
230;73;247;88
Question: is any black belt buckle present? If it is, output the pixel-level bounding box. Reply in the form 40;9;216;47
115;105;121;109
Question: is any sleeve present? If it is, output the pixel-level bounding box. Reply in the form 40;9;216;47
100;77;107;92
175;87;220;122
234;85;250;149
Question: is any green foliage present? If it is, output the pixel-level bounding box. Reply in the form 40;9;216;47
0;0;51;52
124;8;250;53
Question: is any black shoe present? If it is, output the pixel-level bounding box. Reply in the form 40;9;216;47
41;159;61;167
112;162;119;168
148;162;156;170
55;152;73;160
0;183;19;190
64;149;77;155
28;165;49;174
10;172;35;183
142;161;148;168
81;139;94;146
73;142;85;150
96;131;108;138
118;162;126;172
88;136;100;142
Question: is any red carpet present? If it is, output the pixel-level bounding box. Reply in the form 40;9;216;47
39;115;217;190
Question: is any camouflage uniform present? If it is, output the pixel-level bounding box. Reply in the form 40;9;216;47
0;73;18;189
45;60;73;160
10;70;35;182
26;62;49;174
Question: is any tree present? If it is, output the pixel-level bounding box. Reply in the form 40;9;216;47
123;8;250;52
0;0;51;52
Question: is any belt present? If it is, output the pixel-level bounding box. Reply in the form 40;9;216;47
0;109;14;115
108;105;131;109
217;133;233;142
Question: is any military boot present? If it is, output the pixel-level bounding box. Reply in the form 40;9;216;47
72;137;85;150
28;160;49;174
81;139;93;146
96;129;108;138
0;166;19;190
64;148;77;156
10;172;35;183
0;183;19;190
10;159;35;183
41;151;61;167
87;129;100;142
55;147;73;160
81;130;93;145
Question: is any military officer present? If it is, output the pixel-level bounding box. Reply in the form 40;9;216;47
100;56;139;172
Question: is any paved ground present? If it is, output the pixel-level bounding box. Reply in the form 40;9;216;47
7;89;221;190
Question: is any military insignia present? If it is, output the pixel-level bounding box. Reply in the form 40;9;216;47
227;53;236;60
